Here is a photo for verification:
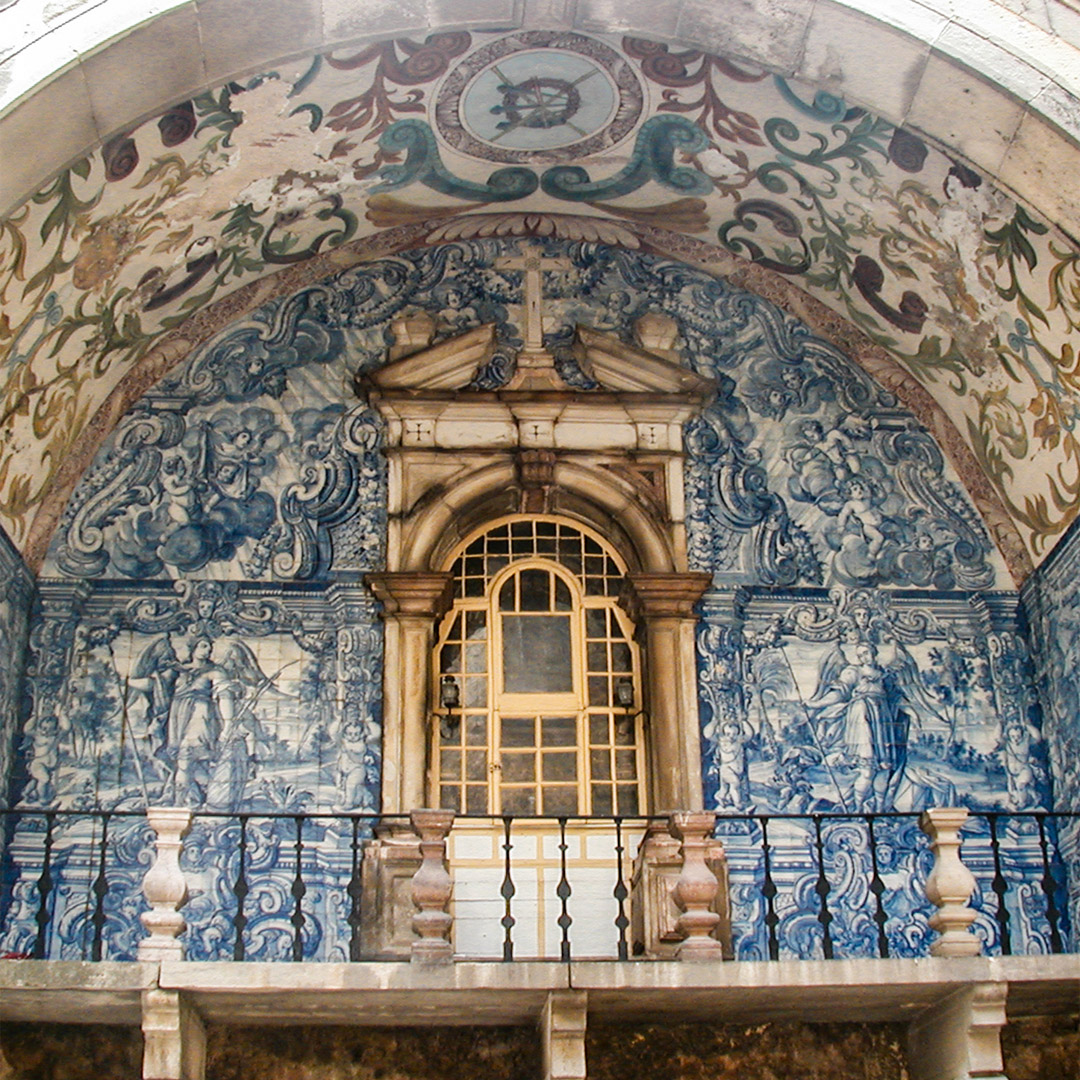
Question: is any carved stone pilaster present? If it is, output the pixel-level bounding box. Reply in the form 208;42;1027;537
409;808;455;964
622;573;711;811
921;807;982;957
367;573;454;813
138;807;192;962
669;811;725;961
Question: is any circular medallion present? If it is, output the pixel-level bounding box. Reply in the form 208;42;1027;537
435;32;643;164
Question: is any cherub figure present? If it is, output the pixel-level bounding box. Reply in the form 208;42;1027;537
836;477;887;557
714;716;754;808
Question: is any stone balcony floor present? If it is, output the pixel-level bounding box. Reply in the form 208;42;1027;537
2;954;1077;1028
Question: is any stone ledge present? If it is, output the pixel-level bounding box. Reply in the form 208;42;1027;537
0;959;157;1024
3;955;1074;1029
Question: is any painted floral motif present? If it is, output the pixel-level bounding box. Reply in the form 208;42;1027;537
0;31;1077;569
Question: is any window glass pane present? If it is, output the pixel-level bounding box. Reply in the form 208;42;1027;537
511;521;532;537
502;615;573;693
542;751;577;782
587;642;607;671
440;749;462;778
591;785;613;815
465;642;486;672
590;748;611;780
502;754;535;782
464;676;487;708
519;568;549;611
537;521;557;537
465;715;487;745
466;750;487;781
554;578;571;611
499;578;515;611
611;641;632;673
586;609;607;638
465;610;487;639
616;749;637;780
501;717;535;747
589;715;609;745
465;576;483;597
440;642;461;674
614;716;635;745
588;676;609;707
441;786;461;812
502;788;536;815
542;716;576;747
543;788;578;815
465;785;488;814
617;786;639;815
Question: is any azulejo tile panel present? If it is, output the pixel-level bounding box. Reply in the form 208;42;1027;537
0;238;1071;958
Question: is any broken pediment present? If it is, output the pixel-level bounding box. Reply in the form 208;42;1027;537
357;317;712;402
573;325;712;398
357;323;498;393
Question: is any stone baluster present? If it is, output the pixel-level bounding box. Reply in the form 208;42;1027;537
669;810;725;961
409;808;455;964
138;808;193;963
921;807;982;957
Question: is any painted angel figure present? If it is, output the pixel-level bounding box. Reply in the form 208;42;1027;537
809;635;928;811
205;639;277;812
164;636;272;807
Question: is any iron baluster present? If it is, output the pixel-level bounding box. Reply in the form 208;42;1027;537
500;815;516;963
760;817;779;961
556;816;572;962
812;816;834;960
232;816;248;962
90;813;111;962
612;816;629;961
348;816;364;962
290;815;306;962
866;815;889;958
987;814;1012;955
32;811;56;960
1035;813;1063;955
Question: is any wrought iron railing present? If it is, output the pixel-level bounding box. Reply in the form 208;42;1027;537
0;807;1074;963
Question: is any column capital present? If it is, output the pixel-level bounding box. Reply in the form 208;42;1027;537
366;572;454;619
622;572;711;621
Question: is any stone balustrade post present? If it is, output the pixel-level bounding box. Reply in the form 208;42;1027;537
138;807;192;963
409;808;455;964
920;807;982;957
669;810;725;961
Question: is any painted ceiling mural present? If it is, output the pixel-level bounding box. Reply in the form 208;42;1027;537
0;30;1078;576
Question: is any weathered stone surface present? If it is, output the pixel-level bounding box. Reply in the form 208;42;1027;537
0;1023;143;1080
585;1021;908;1080
203;1025;539;1080
1000;1014;1080;1080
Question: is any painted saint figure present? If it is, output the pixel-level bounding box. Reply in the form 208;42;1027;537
811;642;908;810
168;637;236;803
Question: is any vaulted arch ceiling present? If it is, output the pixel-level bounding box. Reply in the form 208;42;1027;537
1;0;1078;578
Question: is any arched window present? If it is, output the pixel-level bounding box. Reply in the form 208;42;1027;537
434;517;644;816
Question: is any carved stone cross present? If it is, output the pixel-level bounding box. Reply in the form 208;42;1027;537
494;243;573;351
